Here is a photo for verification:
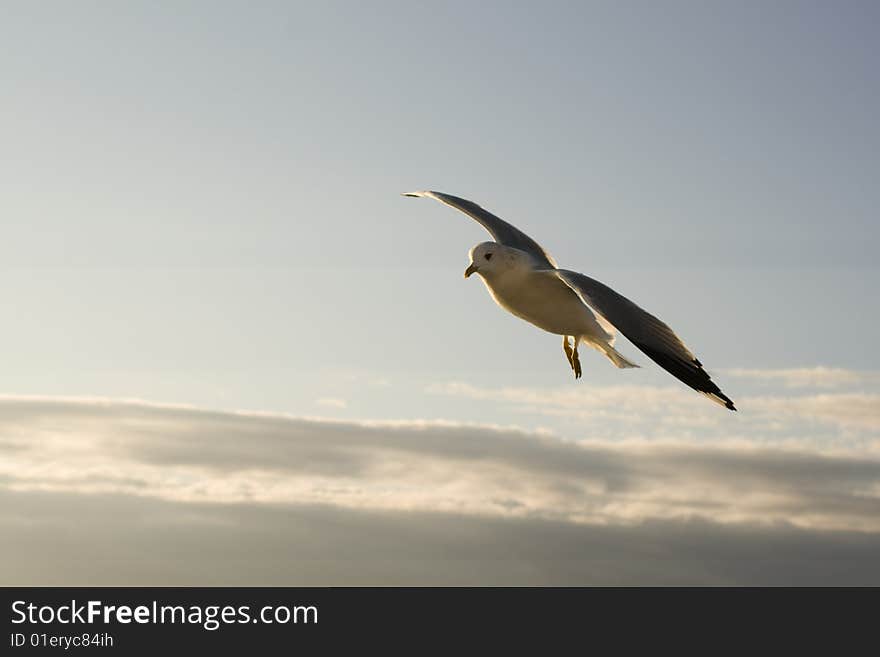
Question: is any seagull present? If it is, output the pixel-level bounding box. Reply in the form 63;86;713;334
403;190;736;410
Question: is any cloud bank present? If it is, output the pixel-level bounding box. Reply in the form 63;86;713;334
1;396;879;585
726;367;880;389
428;380;880;441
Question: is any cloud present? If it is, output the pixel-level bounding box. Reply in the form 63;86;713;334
428;381;880;440
746;393;880;432
726;367;879;389
1;396;879;584
315;397;347;409
4;490;880;586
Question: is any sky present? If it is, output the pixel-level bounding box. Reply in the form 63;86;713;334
1;1;879;585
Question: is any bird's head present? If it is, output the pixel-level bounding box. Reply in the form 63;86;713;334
465;242;516;279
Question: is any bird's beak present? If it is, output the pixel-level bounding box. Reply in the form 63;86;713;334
464;263;478;279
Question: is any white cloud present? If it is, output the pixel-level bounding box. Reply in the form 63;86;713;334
4;489;879;586
428;381;880;440
726;367;879;389
2;396;879;585
315;397;348;409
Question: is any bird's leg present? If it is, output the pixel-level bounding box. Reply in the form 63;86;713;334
563;335;575;372
572;339;582;379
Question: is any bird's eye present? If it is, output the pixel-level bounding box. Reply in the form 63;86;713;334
484;253;493;261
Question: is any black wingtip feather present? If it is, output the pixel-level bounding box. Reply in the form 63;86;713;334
638;344;736;411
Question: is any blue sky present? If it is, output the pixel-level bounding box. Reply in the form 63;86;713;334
1;2;878;584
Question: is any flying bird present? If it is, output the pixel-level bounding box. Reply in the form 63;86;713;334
403;190;736;410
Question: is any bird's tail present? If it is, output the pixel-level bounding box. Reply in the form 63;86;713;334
593;341;639;369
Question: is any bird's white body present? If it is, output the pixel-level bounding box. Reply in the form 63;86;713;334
470;243;636;369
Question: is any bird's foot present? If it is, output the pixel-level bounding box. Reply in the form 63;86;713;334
563;336;577;375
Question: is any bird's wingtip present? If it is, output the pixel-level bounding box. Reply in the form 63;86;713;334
720;396;737;411
701;390;737;411
401;190;428;198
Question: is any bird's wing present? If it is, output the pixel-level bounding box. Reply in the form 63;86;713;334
402;190;557;269
555;269;736;410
